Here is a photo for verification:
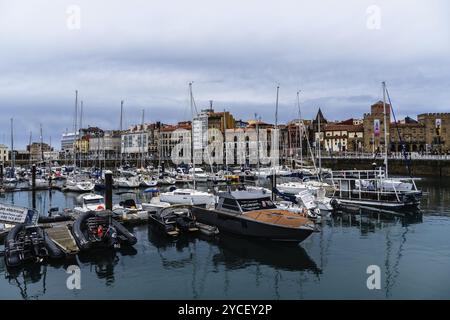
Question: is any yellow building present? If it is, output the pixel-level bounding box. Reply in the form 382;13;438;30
74;138;89;154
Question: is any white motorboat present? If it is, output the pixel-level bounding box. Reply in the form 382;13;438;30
142;196;172;211
275;200;319;219
160;188;215;206
158;176;176;185
175;174;193;184
74;193;106;213
64;178;95;192
138;175;158;187
3;178;17;190
188;168;209;182
114;176;140;188
277;182;309;194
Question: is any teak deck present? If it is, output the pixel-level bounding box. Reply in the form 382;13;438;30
244;210;311;228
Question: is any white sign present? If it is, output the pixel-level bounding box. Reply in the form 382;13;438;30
0;203;37;224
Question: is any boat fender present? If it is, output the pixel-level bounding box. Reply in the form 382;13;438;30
111;219;137;246
72;211;94;251
4;223;25;267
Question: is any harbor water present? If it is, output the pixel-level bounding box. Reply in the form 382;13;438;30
0;177;449;299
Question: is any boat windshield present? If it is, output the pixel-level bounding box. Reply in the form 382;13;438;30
237;198;277;212
84;198;103;205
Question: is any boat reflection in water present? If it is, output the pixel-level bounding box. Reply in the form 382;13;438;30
148;223;320;275
212;233;321;274
77;247;138;286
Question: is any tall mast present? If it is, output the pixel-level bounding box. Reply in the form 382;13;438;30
28;131;32;166
296;91;303;166
223;109;227;171
120;100;124;167
141;109;145;169
318;109;322;173
73;90;78;168
79;100;83;168
382;81;388;178
255;113;260;186
10;118;15;175
189;82;196;190
40;124;44;163
274;85;279;167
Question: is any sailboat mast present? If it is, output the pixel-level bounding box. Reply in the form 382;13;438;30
73;90;78;168
40;124;44;163
189;82;198;190
296;91;303;165
120;100;124;167
10;118;15;175
318;109;322;173
382;81;389;178
29;131;32;166
141;109;145;169
79;100;83;168
255;113;260;186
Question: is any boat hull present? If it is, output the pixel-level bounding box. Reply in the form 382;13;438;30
192;207;314;242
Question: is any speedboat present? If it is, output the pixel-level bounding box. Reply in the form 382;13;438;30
160;188;215;206
192;189;317;242
63;177;95;192
149;205;198;236
74;193;106;213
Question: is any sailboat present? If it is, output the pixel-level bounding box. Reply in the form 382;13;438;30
331;82;422;211
159;83;215;207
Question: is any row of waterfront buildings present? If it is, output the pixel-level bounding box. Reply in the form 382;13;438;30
1;101;449;165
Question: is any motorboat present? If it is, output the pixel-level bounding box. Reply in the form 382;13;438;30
188;168;209;182
63;177;95;192
114;176;140;188
149;205;198;236
71;210;137;251
192;189;317;242
74;193;106;213
142;196;172;211
138;175;158;187
4;223;65;267
157;175;176;185
160;188;216;206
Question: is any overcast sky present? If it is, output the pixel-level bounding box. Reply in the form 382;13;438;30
0;0;449;148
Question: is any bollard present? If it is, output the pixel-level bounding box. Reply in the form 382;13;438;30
104;170;113;210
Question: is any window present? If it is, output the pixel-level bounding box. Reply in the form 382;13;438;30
237;198;277;212
222;198;240;211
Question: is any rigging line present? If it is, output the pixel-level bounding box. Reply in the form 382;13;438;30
385;87;413;177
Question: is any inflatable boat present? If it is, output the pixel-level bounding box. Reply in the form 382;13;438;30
4;223;65;267
71;210;137;251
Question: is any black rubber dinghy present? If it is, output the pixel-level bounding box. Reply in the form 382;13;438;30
72;210;137;251
4;223;65;267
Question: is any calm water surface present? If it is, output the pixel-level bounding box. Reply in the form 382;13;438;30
0;177;449;299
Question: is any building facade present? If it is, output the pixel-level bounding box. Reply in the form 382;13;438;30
0;144;9;163
417;113;450;154
363;101;391;154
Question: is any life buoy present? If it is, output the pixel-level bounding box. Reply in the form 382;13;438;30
96;205;105;210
